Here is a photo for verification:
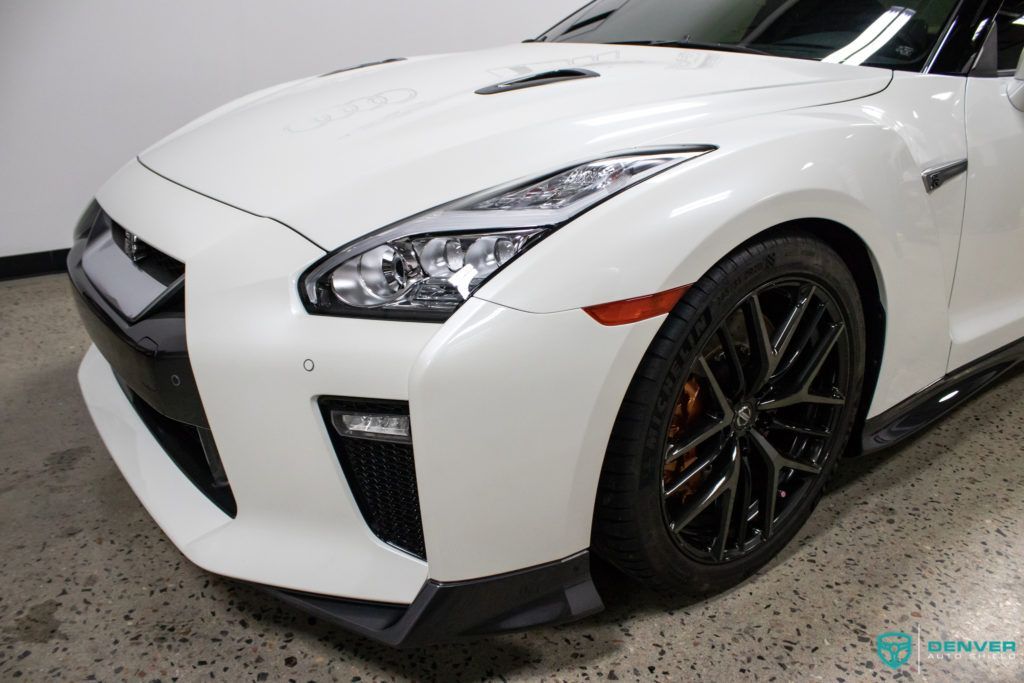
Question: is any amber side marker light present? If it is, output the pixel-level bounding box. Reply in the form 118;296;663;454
583;285;691;326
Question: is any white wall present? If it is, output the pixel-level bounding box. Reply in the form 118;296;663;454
0;0;581;258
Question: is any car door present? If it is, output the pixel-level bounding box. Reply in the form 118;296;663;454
948;0;1024;371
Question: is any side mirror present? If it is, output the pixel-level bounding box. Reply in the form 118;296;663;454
1011;52;1024;112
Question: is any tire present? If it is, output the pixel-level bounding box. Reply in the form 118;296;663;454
593;230;866;595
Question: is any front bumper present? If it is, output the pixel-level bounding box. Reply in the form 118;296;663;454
79;344;603;645
74;159;664;641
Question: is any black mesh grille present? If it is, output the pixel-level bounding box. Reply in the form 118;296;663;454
319;398;426;560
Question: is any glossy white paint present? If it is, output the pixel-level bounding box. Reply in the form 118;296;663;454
948;74;1024;370
92;160;431;602
86;158;666;587
77;40;1024;599
139;44;892;250
410;299;664;581
480;72;969;415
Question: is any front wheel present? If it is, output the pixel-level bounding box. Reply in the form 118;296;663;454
593;232;866;594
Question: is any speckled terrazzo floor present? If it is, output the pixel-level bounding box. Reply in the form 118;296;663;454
1;273;1021;682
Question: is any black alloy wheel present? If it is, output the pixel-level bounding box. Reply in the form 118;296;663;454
662;279;851;563
594;232;866;594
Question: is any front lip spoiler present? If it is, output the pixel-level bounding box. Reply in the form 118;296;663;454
250;551;603;647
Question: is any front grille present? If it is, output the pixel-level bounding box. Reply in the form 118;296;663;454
80;209;186;323
72;201;234;518
110;220;185;286
319;398;426;560
122;380;237;518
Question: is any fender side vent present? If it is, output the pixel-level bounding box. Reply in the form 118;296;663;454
475;68;599;95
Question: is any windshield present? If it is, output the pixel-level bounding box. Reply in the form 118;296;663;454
538;0;962;72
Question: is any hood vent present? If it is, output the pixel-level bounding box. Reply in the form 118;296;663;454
475;68;599;95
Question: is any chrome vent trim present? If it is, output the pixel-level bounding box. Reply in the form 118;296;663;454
476;68;600;95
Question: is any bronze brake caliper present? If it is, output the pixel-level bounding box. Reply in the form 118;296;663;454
664;377;705;499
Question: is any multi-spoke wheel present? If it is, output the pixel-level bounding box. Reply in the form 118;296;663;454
662;280;850;563
594;233;865;594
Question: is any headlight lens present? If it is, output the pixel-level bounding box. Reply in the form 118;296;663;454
325;229;544;311
301;146;714;321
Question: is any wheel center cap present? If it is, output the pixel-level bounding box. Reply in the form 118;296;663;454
733;403;756;432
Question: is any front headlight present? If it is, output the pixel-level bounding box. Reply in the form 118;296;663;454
300;146;715;321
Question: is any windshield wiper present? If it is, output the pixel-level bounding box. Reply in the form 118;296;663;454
563;11;617;36
610;40;771;56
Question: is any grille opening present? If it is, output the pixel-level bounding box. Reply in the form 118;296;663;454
319;397;426;560
81;208;186;321
120;379;237;518
108;218;185;286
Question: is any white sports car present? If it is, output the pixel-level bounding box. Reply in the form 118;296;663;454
71;0;1024;646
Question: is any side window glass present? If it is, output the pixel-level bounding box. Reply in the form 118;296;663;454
997;1;1024;71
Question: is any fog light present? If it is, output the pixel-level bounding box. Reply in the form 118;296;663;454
331;411;411;443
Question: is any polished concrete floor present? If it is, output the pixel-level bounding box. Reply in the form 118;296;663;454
1;273;1021;682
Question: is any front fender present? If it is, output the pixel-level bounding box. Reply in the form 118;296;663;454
478;75;967;417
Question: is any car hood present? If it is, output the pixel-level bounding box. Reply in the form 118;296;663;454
139;43;892;250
